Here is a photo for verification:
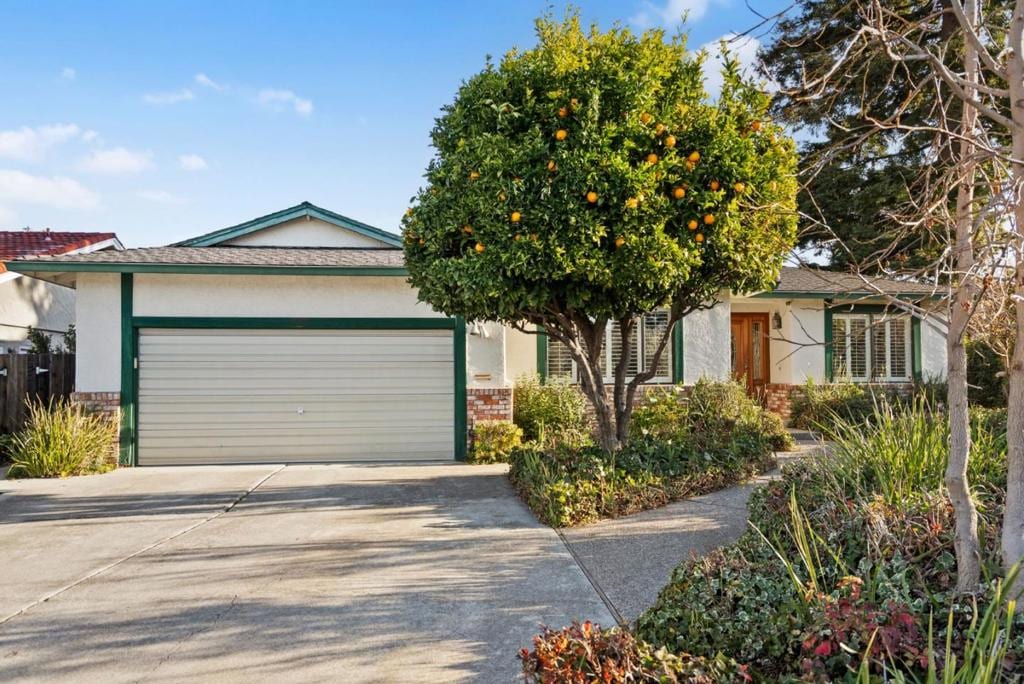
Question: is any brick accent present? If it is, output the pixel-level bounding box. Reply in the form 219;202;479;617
762;384;797;424
467;388;513;430
71;391;120;417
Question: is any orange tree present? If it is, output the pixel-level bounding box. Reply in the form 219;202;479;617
403;15;798;453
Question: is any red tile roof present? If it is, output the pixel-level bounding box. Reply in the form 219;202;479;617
0;231;117;272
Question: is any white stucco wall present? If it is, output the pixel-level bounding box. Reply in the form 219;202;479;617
921;314;948;380
223;217;392;248
75;272;508;392
506;326;537;381
75;273;121;392
0;275;76;351
683;300;731;383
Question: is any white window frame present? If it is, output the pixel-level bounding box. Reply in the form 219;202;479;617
546;312;673;384
832;313;912;383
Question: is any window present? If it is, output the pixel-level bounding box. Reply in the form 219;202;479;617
546;312;673;383
831;312;911;382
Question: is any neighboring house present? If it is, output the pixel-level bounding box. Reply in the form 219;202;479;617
0;230;123;352
7;202;947;466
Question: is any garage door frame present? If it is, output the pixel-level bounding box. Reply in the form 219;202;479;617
120;309;466;466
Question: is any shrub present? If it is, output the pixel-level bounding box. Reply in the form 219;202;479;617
520;620;750;683
789;379;876;430
686;378;794;452
468;420;522;464
631;386;689;440
6;399;118;478
512;375;589;445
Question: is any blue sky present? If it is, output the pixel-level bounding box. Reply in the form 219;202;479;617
0;0;791;246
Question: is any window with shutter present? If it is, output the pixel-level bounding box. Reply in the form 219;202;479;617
832;312;911;382
545;311;673;383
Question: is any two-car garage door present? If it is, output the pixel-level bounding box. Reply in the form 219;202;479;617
135;328;455;465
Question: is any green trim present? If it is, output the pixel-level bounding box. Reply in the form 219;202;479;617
174;202;403;247
823;307;834;382
132;316;455;330
453;317;467;461
126;315;464;464
7;261;408;277
536;327;548;382
119;274;136;467
911;317;922;382
672;319;684;383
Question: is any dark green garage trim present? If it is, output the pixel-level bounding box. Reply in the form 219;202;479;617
535;318;684;384
121;315;467;466
8;261;408;277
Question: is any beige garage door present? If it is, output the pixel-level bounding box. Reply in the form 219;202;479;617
136;328;455;465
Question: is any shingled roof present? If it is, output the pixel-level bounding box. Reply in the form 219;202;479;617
0;230;119;272
766;267;940;297
11;245;405;269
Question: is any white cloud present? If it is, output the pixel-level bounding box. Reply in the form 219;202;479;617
700;33;764;96
0;169;101;210
81;129;99;143
142;88;195;105
631;0;717;27
60;67;76;81
79;147;153;174
0;124;82;161
257;89;313;116
194;73;223;90
137;189;185;204
178;153;207;171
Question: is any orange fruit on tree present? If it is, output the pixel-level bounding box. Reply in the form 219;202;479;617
710;180;720;191
673;187;686;200
547;160;557;172
586;191;599;204
555;129;568;141
688;151;701;163
615;236;626;248
734;182;746;193
469;171;480;181
695;232;704;243
625;197;639;209
475;243;485;253
687;219;698;230
511;211;522;223
558;106;569;118
685;161;695;171
704;214;715;225
654;123;666;136
640;112;653;125
646;153;659;164
463;224;473;234
664;135;676;148
751;120;762;132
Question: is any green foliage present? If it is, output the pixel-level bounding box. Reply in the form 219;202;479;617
635;400;1020;680
403;12;797;330
508;380;782;527
520;620;750;683
468;420;523;464
790;379;881;431
967;337;1008;408
6;399;118;478
25;326;52;354
62;324;76;354
512;374;589;445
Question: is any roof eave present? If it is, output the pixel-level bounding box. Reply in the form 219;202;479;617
749;289;944;301
5;261;409;277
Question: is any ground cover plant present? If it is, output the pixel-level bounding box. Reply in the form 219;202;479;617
5;399;118;478
630;399;1019;681
508;379;788;527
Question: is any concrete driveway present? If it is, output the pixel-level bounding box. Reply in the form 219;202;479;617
0;464;613;682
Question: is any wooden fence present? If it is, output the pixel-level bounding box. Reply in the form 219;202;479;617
0;353;75;433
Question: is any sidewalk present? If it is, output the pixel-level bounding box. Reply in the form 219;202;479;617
559;443;821;624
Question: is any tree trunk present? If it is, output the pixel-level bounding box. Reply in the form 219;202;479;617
1002;0;1024;594
945;0;983;593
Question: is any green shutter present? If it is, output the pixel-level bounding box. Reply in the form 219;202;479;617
824;305;834;382
536;327;548;382
911;316;922;382
119;274;136;466
672;319;684;383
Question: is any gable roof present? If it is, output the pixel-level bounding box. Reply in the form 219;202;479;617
754;266;941;299
174;202;403;248
0;231;121;273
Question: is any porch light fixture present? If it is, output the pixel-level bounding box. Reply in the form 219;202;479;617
772;312;783;330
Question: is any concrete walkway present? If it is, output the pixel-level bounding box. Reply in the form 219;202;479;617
561;445;821;624
0;464;612;683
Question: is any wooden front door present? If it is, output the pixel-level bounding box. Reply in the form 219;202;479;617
730;313;771;395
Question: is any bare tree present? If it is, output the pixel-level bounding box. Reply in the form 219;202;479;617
773;0;1021;591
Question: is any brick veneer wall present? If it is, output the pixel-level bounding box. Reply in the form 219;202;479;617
71;391;121;418
466;388;513;430
762;384;798;424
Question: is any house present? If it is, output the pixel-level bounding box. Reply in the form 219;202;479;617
0;230;123;352
6;202;946;466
